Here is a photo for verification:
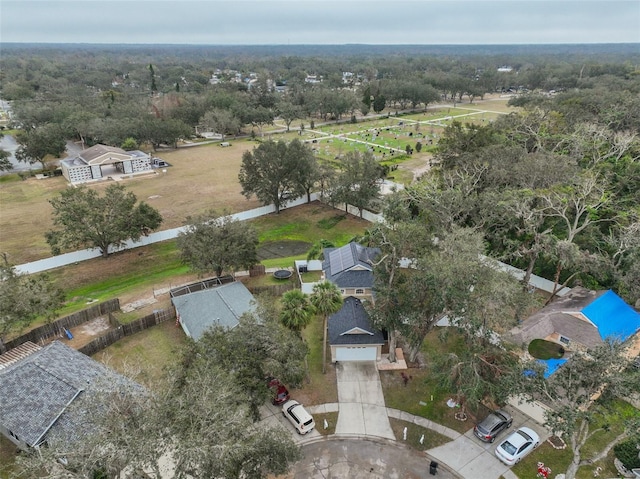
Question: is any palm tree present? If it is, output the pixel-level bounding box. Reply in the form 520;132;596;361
311;281;343;374
280;289;315;336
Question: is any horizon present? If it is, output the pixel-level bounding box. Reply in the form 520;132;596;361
2;1;638;46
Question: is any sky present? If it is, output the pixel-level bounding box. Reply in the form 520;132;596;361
1;0;639;45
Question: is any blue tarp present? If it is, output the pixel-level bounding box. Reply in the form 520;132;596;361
582;290;640;342
537;358;568;378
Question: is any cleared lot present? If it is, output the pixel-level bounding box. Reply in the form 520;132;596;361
0;139;261;264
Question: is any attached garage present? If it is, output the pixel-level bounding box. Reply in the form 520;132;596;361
329;296;385;363
335;346;378;362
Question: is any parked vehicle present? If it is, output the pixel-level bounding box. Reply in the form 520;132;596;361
473;409;513;443
282;400;315;434
267;378;290;405
495;427;540;465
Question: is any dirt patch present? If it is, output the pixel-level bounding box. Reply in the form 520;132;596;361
257;240;312;260
63;316;114;348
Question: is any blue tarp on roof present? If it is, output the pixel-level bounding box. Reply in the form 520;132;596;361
537;358;568;378
581;290;640;342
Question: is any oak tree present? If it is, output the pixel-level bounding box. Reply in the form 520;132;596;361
177;212;259;277
46;184;163;258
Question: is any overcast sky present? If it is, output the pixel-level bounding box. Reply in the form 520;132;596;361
1;0;639;45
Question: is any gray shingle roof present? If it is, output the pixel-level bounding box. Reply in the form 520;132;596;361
172;281;256;340
0;341;142;448
508;287;608;348
323;243;380;289
79;144;128;163
328;296;385;346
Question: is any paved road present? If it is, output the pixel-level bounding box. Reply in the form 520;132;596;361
283;438;458;479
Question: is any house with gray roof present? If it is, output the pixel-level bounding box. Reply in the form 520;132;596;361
171;280;256;341
322;242;380;298
509;287;640;352
328;296;385;362
60;144;152;184
0;341;142;450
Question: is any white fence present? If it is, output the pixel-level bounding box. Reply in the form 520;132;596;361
16;192;378;274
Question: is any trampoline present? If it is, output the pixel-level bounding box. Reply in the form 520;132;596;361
273;270;292;280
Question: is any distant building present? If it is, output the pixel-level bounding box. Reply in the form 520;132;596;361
60;144;152;184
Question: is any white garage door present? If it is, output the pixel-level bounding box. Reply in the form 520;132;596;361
335;346;377;361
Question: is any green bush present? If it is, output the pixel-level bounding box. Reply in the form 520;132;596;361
614;439;640;470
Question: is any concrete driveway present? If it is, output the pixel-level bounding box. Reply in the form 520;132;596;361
259;401;322;445
427;405;550;479
335;361;395;440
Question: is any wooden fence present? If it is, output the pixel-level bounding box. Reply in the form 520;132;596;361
78;308;175;357
2;299;121;353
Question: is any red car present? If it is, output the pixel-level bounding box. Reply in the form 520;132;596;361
268;378;290;405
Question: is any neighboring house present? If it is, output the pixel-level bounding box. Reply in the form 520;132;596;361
60;144;152;184
0;341;142;450
323;242;380;298
171;279;256;341
509;287;640;352
328;296;385;362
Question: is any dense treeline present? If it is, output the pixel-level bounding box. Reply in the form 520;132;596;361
2;44;639;160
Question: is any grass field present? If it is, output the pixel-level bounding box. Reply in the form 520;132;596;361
0;139;262;264
0;97;513;265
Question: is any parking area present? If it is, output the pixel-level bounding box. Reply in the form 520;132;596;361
428;404;550;479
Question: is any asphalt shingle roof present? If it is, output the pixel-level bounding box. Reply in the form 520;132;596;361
171;281;256;340
328;296;385;346
0;341;142;448
508;287;640;349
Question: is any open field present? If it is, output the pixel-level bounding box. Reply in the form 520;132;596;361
0;97;513;265
0;139;262;264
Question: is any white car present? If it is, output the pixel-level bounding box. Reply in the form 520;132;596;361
282;399;315;434
495;427;540;465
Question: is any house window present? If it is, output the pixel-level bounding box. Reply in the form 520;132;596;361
355;289;364;295
559;335;570;345
340;289;345;295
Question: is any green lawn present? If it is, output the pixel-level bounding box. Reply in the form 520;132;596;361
512;399;639;479
389;418;452;451
381;329;480;434
92;320;187;390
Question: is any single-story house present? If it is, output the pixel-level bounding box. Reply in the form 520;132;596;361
171;280;256;341
323;242;380;298
0;341;142;450
60;144;152;184
328;296;385;362
509;287;640;352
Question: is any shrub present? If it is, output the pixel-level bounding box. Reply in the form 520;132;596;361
614;439;640;470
